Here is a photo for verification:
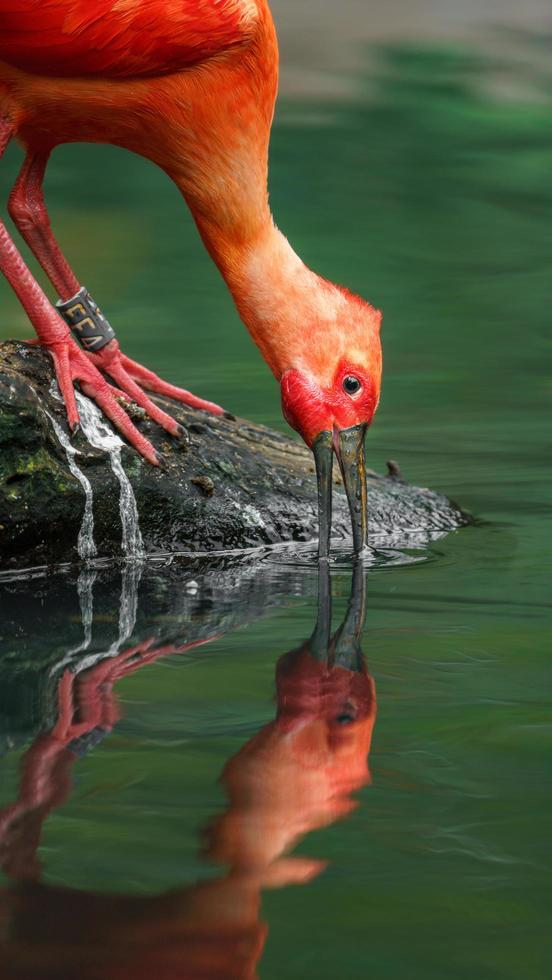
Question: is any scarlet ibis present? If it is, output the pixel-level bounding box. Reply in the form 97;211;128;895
0;0;382;556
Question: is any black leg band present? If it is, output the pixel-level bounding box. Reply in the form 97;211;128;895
56;287;116;352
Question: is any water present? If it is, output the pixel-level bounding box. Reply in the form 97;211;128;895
45;411;97;561
48;385;144;563
0;19;551;980
75;392;145;561
62;567;97;659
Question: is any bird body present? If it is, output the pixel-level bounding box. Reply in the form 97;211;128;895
0;0;382;555
0;1;276;252
0;0;260;79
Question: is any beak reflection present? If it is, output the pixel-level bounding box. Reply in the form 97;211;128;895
0;564;375;980
313;423;368;560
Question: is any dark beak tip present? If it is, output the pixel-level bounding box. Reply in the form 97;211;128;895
313;425;368;560
312;431;334;561
335;424;369;556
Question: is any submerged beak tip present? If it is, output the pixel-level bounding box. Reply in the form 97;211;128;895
312;424;368;559
335;423;369;556
312;430;334;561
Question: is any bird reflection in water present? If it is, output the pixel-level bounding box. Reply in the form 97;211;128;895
0;563;376;979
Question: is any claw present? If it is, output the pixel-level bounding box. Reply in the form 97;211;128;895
79;377;158;465
50;344;80;432
115;351;226;416
85;343;191;439
46;336;160;465
47;334;214;466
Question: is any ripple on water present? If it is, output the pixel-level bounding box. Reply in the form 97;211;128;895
263;530;450;572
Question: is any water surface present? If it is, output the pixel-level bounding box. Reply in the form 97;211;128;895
0;35;550;980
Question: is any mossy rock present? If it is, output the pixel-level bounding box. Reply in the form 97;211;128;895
0;341;471;571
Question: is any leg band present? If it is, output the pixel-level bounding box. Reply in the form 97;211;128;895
56;286;116;352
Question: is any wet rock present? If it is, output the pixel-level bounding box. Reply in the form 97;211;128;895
0;341;472;570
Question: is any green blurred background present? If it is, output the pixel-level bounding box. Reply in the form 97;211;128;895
0;2;551;977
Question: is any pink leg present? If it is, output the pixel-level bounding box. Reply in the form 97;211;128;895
8;150;79;299
0;125;160;464
52;637;213;738
8;146;226;420
89;345;225;417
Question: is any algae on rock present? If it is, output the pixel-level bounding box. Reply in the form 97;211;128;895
0;341;471;570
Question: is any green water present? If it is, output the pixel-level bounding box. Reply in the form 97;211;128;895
0;42;551;979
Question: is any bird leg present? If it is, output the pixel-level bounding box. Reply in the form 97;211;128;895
8;147;226;422
0;125;162;463
8;150;80;298
0;635;209;880
86;340;226;417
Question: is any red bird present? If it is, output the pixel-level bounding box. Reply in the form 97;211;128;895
0;0;382;555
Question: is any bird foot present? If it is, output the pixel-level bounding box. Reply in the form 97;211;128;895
45;335;161;465
85;341;225;418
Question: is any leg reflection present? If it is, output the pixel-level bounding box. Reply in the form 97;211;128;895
0;565;376;979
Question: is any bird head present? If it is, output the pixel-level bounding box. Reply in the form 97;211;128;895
279;286;382;558
224;230;382;558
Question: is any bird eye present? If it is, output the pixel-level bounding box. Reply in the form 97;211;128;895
343;375;361;395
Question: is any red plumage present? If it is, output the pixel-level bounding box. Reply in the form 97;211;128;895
0;0;382;556
0;0;256;77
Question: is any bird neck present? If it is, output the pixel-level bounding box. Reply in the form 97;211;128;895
191;217;343;381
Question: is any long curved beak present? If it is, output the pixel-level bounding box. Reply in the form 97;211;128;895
312;424;368;560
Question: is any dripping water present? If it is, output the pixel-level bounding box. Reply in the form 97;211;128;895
52;567;98;673
73;560;144;675
73;566;97;653
46;412;97;560
52;558;143;684
115;560;143;648
74;392;146;561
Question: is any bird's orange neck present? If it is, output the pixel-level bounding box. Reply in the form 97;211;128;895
184;208;349;384
160;3;346;385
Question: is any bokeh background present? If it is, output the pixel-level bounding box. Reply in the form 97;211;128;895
0;0;550;516
0;3;550;978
